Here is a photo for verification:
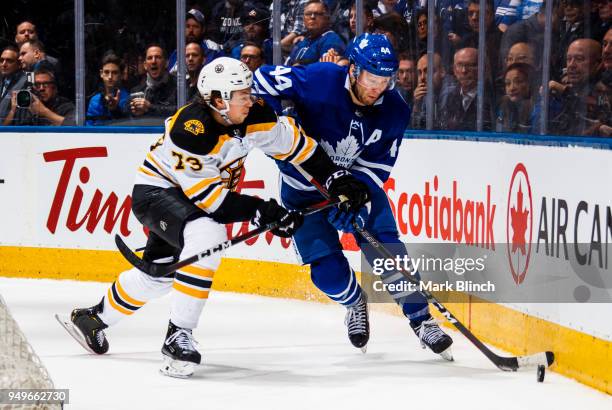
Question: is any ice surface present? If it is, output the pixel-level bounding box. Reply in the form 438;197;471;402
1;278;609;410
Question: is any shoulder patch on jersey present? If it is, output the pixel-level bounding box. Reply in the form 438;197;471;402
184;119;205;136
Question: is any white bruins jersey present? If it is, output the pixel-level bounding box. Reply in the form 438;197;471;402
134;98;317;214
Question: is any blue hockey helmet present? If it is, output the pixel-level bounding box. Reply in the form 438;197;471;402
348;33;399;78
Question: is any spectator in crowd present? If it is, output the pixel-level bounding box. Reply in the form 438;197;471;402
496;62;535;132
271;0;309;54
603;27;612;71
373;0;402;16
505;41;536;67
586;69;612;135
322;2;376;66
593;0;611;40
231;5;273;65
497;41;538;100
15;21;37;46
186;42;205;101
86;53;129;125
559;0;592;63
495;0;522;31
517;0;544;21
458;0;504;83
168;9;223;77
18;40;58;74
286;0;345;66
129;44;177;119
3;68;75;126
532;38;603;135
412;8;454;68
411;52;453;129
439;47;495;130
348;1;375;39
372;11;414;55
240;41;265;72
500;0;561;76
0;45;26;122
14;21;60;69
397;52;417;104
209;0;247;53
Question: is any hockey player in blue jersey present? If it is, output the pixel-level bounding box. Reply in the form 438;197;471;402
253;33;453;358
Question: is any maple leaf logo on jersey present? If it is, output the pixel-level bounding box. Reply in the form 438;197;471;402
320;135;361;168
506;163;533;285
510;183;529;255
359;38;369;49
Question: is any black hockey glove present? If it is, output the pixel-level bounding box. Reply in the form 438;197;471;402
252;199;304;238
325;170;370;213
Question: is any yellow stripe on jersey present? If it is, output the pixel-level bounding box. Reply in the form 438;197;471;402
107;288;133;315
138;166;160;178
246;122;277;134
173;282;209;299
209;134;233;155
146;152;178;184
180;265;215;279
196;185;225;211
271;117;302;161
293;135;317;164
184;175;222;198
167;104;190;133
116;280;145;307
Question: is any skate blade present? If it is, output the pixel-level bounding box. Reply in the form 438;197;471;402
55;313;96;354
360;345;367;354
439;347;454;362
160;356;196;378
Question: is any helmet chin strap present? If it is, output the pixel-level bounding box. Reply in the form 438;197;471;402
208;99;233;125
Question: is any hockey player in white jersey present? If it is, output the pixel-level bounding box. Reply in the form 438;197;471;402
57;57;369;378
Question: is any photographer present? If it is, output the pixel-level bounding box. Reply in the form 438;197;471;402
86;54;129;125
3;68;75;126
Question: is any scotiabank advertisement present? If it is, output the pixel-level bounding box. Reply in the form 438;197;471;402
1;132;611;338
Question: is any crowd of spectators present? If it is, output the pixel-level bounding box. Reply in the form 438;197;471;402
0;0;610;136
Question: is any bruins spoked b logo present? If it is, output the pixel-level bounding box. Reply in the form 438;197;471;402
184;119;205;136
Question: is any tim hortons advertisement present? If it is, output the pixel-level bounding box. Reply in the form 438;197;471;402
0;132;296;264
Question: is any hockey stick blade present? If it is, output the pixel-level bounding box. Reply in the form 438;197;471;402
115;196;345;277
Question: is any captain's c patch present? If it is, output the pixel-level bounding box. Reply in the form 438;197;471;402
184;119;205;135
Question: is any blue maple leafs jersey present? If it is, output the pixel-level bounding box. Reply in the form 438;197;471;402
253;63;411;191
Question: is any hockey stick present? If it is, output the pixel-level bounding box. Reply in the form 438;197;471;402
297;170;554;372
115;196;345;277
353;225;554;371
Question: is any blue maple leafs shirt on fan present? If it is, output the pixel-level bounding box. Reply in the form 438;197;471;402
252;33;454;357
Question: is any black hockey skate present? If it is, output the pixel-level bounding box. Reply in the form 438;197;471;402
410;314;453;361
160;321;201;378
55;298;109;354
345;292;369;353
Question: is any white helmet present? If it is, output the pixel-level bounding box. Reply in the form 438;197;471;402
197;57;252;102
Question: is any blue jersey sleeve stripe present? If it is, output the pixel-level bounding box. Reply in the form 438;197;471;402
355;157;394;173
254;70;279;96
351;165;384;187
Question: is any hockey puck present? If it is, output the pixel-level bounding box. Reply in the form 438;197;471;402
537;365;545;382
